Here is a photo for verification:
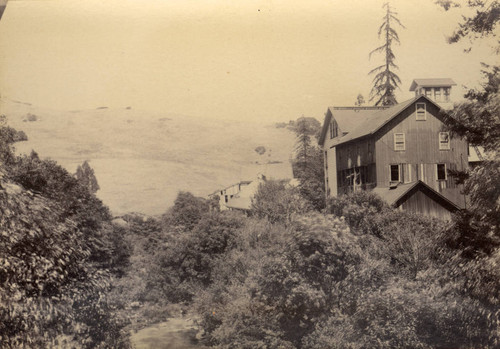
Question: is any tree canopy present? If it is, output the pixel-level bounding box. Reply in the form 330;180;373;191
436;0;500;52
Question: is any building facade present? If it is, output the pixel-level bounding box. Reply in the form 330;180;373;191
319;79;467;220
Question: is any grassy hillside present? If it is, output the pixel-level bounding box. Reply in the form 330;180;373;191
1;98;295;215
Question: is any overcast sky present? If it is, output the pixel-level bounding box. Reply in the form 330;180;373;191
0;0;496;122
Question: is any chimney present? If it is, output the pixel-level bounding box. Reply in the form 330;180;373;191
409;78;457;110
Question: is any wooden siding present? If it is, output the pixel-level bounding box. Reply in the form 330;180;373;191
336;138;375;171
374;100;468;207
398;190;453;221
324;147;337;197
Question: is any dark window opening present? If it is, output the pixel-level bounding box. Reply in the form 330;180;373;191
437;164;446;180
390;164;400;182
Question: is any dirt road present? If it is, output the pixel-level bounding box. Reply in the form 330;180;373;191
131;317;205;349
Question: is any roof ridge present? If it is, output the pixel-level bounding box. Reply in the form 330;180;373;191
330;106;389;110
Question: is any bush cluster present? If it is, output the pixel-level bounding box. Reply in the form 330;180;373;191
157;188;500;348
0;126;131;348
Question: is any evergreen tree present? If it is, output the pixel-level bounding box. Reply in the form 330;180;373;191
75;160;100;194
291;116;325;210
369;2;405;106
292;116;320;173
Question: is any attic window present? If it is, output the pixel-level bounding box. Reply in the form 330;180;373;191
416;103;426;120
439;132;450;150
394;133;405;151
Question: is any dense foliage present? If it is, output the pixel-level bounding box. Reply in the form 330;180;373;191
0;126;131;348
440;65;500;257
189;192;499;347
251;180;311;224
136;185;500;348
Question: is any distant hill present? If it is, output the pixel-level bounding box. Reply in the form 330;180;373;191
0;98;295;215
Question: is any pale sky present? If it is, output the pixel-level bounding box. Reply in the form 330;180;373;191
0;0;497;122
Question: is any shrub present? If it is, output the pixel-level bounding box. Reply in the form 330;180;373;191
161;191;210;231
195;213;360;347
149;210;245;303
0;125;27;164
251;180;311;224
326;191;389;234
305;276;499;348
23;113;38;122
0;178;128;348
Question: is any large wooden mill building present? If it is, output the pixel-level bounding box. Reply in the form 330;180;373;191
318;79;468;220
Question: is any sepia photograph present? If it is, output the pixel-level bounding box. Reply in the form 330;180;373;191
0;0;498;347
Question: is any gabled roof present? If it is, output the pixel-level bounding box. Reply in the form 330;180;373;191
330;95;442;147
372;182;416;207
409;78;456;91
318;106;387;146
372;180;461;212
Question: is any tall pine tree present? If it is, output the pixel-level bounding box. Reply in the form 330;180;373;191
369;2;405;106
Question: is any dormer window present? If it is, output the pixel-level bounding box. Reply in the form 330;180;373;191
416;103;426;120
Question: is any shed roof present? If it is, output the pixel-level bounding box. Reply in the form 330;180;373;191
409;78;456;91
330;95;441;147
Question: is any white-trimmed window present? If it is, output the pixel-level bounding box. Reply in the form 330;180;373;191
436;163;447;180
394;133;405;151
439;132;450;150
390;164;400;182
416;103;426;120
434;88;441;102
